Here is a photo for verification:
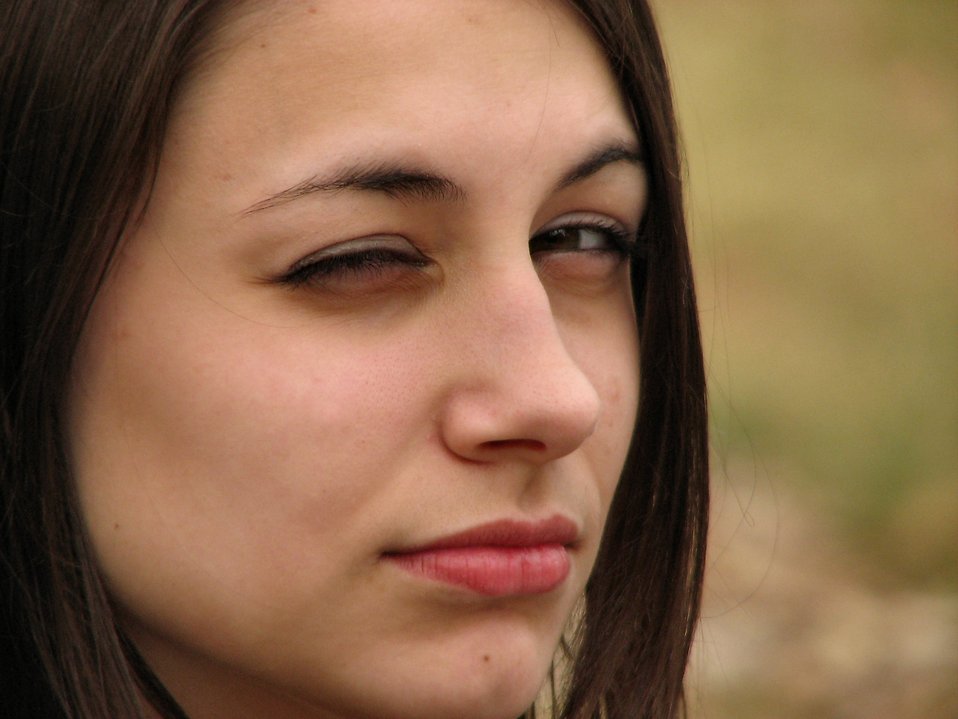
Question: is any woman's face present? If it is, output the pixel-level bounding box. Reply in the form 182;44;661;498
68;1;643;717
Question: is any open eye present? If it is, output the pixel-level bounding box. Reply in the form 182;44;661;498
527;213;640;287
529;214;634;258
277;236;429;289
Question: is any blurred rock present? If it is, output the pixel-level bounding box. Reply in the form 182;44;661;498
689;465;958;719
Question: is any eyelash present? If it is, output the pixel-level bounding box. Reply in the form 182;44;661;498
280;247;429;287
529;218;635;258
277;219;636;288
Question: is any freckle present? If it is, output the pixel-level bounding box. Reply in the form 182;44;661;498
307;7;317;13
259;42;267;49
482;654;490;663
220;173;233;182
113;523;120;531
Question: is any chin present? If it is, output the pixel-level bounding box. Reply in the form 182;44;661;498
342;631;557;719
381;677;545;719
432;667;546;719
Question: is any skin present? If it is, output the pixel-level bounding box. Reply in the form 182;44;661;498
68;1;645;717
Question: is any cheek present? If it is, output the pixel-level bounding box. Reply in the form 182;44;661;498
67;253;433;614
561;288;640;505
594;350;640;511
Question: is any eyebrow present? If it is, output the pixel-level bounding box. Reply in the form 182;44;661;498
241;140;643;216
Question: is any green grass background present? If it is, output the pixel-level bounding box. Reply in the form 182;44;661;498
651;0;957;589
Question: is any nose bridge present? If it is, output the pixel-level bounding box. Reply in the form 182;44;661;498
474;261;572;373
439;253;601;462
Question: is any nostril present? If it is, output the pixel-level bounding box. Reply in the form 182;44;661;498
480;439;547;453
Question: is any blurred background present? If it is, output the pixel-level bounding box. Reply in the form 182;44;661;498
648;1;958;717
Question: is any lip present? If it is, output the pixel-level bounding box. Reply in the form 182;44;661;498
383;515;578;597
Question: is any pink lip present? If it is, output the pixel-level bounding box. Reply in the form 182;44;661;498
384;516;578;597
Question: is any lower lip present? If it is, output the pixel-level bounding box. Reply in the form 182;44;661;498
386;545;571;597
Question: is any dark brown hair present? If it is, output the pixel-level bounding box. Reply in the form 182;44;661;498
0;1;707;717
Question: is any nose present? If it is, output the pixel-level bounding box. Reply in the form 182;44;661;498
437;259;602;465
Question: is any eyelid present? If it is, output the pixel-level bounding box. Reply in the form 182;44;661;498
535;211;633;238
287;235;422;273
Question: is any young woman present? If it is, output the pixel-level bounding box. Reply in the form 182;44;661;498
0;1;707;717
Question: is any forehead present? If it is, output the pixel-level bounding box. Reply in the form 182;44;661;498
163;0;636;206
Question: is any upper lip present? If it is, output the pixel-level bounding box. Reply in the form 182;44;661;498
388;515;580;554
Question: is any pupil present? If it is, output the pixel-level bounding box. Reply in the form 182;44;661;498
551;228;577;248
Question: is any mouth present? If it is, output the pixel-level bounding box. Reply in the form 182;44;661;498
382;515;578;597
